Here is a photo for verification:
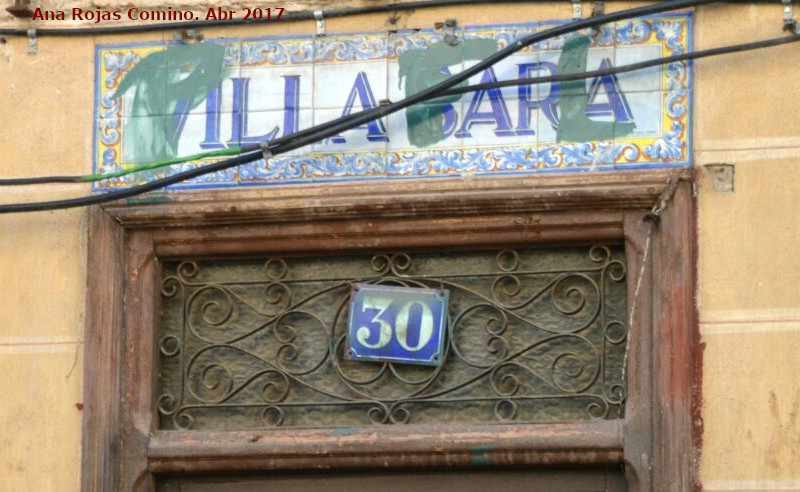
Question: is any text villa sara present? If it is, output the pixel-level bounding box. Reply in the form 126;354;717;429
95;15;692;190
188;51;634;151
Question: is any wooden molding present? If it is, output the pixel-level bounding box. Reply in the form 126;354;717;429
148;421;623;473
82;208;125;492
82;168;696;491
102;168;689;228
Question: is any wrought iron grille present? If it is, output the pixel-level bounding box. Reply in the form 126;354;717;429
157;246;628;430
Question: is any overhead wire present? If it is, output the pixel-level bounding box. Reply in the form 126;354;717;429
437;32;800;97
0;0;784;213
0;0;780;37
0;0;688;37
4;29;799;187
0;0;521;36
0;146;244;185
0;0;746;212
4;30;799;187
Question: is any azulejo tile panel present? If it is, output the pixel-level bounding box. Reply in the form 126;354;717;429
93;13;692;191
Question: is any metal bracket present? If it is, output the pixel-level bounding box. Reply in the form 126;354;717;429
442;18;459;46
591;0;605;17
704;164;735;193
314;9;326;35
590;0;605;35
27;28;37;55
572;0;582;20
260;142;273;162
645;178;681;222
6;0;33;18
783;0;800;33
174;29;204;43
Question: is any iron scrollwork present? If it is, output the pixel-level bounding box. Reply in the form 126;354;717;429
157;246;628;430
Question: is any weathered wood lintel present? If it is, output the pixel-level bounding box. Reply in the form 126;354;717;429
83;167;697;491
147;421;623;473
103;168;690;229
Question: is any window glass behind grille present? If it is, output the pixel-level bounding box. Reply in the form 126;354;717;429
157;245;627;430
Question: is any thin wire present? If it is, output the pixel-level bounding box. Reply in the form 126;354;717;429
5;31;799;187
4;31;797;187
0;0;563;37
1;0;710;188
0;0;732;213
0;0;778;37
237;0;710;155
79;146;244;182
439;33;800;97
0;146;244;185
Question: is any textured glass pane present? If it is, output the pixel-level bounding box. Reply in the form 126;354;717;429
157;245;627;430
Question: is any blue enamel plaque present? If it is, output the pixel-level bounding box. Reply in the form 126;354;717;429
348;284;449;366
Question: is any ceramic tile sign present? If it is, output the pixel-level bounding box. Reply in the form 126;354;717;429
348;284;449;366
93;13;692;191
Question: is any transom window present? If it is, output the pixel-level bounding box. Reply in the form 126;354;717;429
157;246;628;430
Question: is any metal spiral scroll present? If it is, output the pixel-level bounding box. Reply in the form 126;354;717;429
156;246;628;430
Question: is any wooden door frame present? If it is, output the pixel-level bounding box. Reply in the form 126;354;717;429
81;168;699;491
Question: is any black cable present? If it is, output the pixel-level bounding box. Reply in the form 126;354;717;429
238;0;709;154
0;152;264;214
0;0;586;36
0;175;84;185
439;33;800;96
237;31;800;156
0;0;783;37
0;0;726;213
6;31;799;187
4;0;703;186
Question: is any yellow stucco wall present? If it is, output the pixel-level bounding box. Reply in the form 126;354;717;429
0;2;798;491
695;5;800;491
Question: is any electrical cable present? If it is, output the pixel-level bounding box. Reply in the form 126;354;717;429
0;0;754;213
438;32;800;97
2;0;710;187
0;0;782;37
79;146;245;181
0;0;749;212
0;146;244;185
231;0;712;157
0;0;617;37
5;30;798;187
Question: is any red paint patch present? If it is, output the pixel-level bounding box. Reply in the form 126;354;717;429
690;170;704;492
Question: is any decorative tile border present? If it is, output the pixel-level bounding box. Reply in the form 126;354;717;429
93;13;692;191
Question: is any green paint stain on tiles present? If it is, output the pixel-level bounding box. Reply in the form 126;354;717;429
110;35;635;171
114;43;230;164
556;35;635;143
399;38;498;148
398;35;635;148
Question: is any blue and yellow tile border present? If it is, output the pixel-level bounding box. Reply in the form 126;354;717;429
92;12;692;191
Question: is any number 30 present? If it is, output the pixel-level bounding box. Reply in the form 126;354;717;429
357;296;434;352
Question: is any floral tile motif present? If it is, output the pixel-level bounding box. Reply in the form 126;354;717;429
93;13;692;191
